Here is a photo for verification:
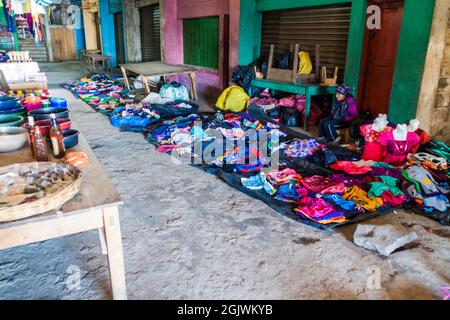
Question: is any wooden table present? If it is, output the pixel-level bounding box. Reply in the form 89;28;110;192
0;130;127;300
120;61;200;99
252;79;337;131
81;54;112;74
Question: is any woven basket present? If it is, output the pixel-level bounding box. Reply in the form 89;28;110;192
0;162;82;223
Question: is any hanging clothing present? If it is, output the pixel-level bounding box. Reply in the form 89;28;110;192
379;131;421;166
360;124;394;162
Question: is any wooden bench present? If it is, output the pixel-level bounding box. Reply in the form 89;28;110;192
251;79;336;131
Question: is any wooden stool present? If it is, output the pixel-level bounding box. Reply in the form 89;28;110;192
337;127;351;144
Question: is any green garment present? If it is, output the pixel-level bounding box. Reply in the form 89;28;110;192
369;176;404;198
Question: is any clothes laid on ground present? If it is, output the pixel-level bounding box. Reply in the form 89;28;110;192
301;176;346;194
282;139;322;159
368;176;404;198
408;152;448;171
343;186;383;212
295;197;346;224
267;168;303;186
64;74;450;228
330;161;372;175
241;172;277;196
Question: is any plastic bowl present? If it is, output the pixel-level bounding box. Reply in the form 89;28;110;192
0;106;26;115
0;97;20;110
62;129;80;149
28;107;70;121
0;114;25;127
0;127;28;152
33;118;72;136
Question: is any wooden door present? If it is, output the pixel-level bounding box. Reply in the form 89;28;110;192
51;27;76;61
358;0;404;116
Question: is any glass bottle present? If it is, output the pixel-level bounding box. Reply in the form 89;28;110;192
27;116;36;157
33;126;49;162
49;114;66;159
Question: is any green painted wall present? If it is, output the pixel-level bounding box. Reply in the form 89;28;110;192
239;0;436;124
238;0;262;66
239;0;367;95
184;17;220;69
388;0;436;124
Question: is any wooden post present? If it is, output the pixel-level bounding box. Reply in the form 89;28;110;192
102;206;127;300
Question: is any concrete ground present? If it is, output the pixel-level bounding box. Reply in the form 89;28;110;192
0;61;449;300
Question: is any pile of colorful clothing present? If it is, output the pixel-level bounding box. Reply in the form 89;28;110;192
64;74;131;112
63;74;449;229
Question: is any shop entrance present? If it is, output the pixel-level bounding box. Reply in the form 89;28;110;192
358;0;404;117
114;12;125;65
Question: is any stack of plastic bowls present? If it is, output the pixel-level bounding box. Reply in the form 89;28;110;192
0;97;26;124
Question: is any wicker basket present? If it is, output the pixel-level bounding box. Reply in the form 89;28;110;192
0;162;82;223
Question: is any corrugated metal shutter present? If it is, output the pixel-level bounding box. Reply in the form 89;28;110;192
140;4;161;62
261;4;351;81
183;17;219;69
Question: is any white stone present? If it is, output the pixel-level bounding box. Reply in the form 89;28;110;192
353;224;419;257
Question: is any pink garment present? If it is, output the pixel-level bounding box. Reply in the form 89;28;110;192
278;95;306;112
330;161;372;175
301;176;346;194
156;145;181;153
267;168;303;185
360;124;394;162
379;132;421;166
277;94;321;125
381;191;407;207
295;197;335;218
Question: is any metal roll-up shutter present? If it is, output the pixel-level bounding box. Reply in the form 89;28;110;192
140;4;161;62
261;4;351;81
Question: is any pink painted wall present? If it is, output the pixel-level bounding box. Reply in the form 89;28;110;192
162;0;183;65
162;0;240;100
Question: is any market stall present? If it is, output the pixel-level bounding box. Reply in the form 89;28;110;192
0;129;127;300
62;73;450;230
120;61;201;98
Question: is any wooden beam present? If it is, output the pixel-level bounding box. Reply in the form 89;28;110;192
123;0;142;63
0;210;103;251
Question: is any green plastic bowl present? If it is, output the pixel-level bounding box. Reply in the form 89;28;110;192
0;114;25;127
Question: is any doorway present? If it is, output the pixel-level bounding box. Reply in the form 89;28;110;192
140;4;161;62
358;0;404;117
114;12;125;65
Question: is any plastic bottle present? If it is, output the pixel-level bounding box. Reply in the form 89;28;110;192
27;116;36;157
49;114;66;159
